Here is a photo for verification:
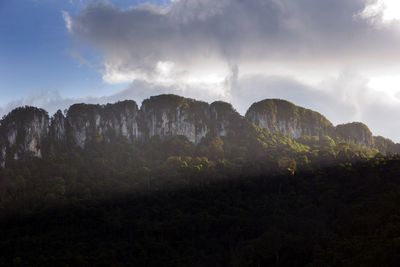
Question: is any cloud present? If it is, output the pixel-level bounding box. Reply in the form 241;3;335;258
65;0;400;85
362;0;400;22
230;70;400;141
2;71;400;142
0;91;76;118
62;10;73;33
0;79;228;119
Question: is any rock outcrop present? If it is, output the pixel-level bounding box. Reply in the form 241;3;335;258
246;99;334;139
335;122;374;148
0;107;49;166
210;101;243;137
65;100;141;147
374;136;400;154
50;110;67;143
0;94;398;167
0;144;6;168
141;95;209;144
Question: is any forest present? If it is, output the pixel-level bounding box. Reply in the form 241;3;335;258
1;118;400;266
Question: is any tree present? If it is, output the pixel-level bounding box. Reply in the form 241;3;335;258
208;137;224;159
278;157;297;176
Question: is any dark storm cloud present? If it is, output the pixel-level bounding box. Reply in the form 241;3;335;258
67;0;400;78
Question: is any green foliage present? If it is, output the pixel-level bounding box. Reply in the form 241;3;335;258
208;137;224;158
1;156;400;266
246;99;334;135
374;135;400;155
142;94;210;124
0;115;397;266
278;156;297;175
336;122;374;147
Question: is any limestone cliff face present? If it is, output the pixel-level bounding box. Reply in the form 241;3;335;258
0;95;398;167
374;136;400;154
0;107;49;165
50;110;67;143
0;144;6;168
66;100;141;148
210;101;243;137
141;95;210;144
246;99;334;139
336;122;374;148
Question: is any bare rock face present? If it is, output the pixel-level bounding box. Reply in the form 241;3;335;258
210;101;243;137
0;144;6;168
50;110;67;142
66;104;99;148
245;99;334;139
141;95;210;144
66;100;140;148
336;122;374;148
374;136;400;154
0;107;49;165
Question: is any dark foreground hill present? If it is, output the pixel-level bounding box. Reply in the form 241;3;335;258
1;156;400;266
1;95;400;266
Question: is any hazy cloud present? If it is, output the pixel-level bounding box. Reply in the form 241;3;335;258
62;10;73;32
2;72;400;142
231;71;400;141
65;0;400;85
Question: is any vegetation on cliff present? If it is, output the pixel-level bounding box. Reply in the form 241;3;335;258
246;99;334;138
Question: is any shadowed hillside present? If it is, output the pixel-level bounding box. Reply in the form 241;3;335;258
1;95;400;266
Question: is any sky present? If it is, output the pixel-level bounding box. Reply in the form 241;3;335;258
1;0;400;141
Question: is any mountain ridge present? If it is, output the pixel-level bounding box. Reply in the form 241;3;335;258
1;94;399;167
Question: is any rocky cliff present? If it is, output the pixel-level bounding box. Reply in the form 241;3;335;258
0;95;244;166
0;94;398;167
141;95;209;144
245;99;334;139
335;122;374;148
140;95;246;143
374;136;400;154
0;107;49;166
50;110;66;143
65;100;141;147
210;101;243;137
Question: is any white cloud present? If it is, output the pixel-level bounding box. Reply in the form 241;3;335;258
62;11;73;33
65;0;400;82
362;0;400;22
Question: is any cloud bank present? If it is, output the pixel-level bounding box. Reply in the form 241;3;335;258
2;71;400;142
66;0;400;83
6;0;399;140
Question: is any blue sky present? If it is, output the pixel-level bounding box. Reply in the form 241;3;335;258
0;0;158;106
0;0;96;105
